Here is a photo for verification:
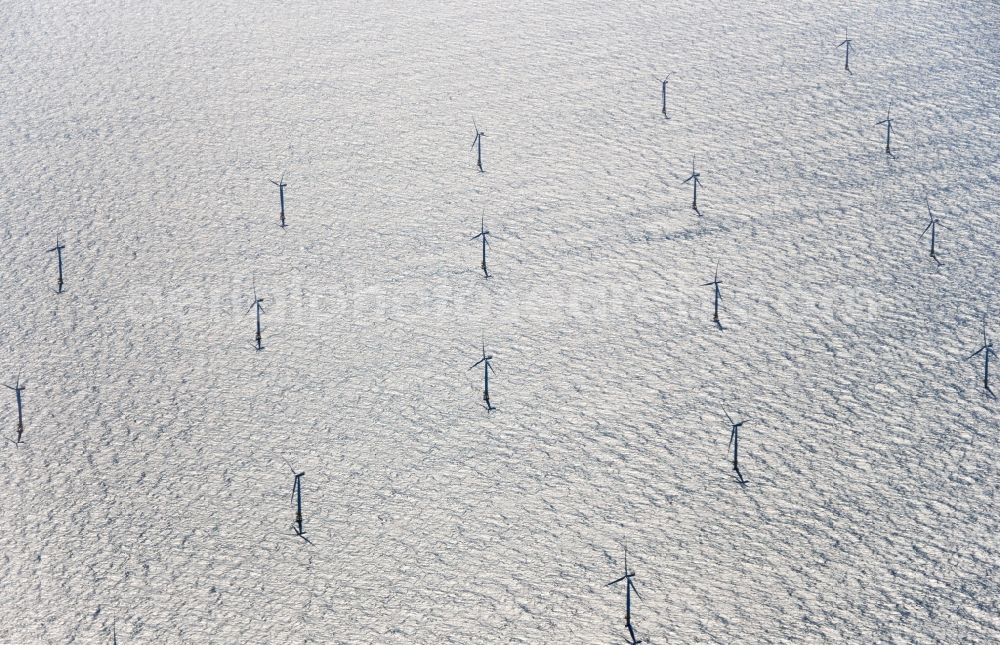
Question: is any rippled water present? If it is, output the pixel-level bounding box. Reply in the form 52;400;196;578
1;1;997;642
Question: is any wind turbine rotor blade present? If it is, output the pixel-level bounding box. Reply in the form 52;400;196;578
279;455;298;475
607;575;627;586
969;347;985;359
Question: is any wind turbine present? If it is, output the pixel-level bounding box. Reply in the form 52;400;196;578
702;262;723;325
837;31;854;74
470;341;496;411
876;105;895;156
291;470;307;539
658;72;675;118
279;457;311;543
471;216;492;278
725;410;746;485
682;157;702;215
919;197;945;265
607;544;642;642
246;279;265;351
967;323;996;396
5;373;25;445
270;173;288;228
48;236;65;293
472;118;486;173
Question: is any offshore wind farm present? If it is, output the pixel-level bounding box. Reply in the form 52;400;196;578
1;1;998;643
